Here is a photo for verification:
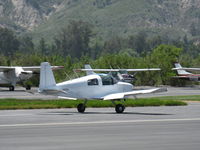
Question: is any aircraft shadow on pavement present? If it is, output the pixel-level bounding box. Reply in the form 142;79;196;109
0;89;26;92
43;111;173;116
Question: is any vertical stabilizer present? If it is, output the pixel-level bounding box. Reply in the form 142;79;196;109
174;63;191;75
85;64;95;75
39;62;56;90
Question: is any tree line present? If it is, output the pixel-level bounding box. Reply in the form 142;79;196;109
0;20;200;86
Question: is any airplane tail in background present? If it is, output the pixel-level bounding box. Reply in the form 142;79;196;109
84;64;95;75
39;62;56;91
174;63;192;75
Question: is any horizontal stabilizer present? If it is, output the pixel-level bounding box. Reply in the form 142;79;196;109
58;96;77;100
38;89;68;95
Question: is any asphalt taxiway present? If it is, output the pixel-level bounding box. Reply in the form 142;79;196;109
0;103;200;150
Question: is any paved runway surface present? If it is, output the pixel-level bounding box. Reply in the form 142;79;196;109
0;103;200;150
0;86;200;99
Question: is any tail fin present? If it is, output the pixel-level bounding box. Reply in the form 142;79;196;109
84;64;95;75
39;62;56;91
174;63;191;75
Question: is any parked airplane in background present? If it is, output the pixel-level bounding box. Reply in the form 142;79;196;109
0;65;63;91
39;62;163;113
75;64;161;83
172;63;200;81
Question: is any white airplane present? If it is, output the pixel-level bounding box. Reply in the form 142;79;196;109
0;65;63;91
75;64;161;83
172;63;200;81
38;62;164;113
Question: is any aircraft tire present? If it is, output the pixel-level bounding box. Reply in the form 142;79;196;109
9;86;15;91
77;103;86;113
115;104;125;113
26;85;31;90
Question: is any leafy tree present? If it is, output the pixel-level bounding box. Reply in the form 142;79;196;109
0;27;19;57
54;20;93;58
38;38;49;56
102;36;125;55
150;44;182;85
19;36;34;54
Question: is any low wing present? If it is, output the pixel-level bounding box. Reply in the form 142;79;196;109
102;88;165;100
75;68;160;72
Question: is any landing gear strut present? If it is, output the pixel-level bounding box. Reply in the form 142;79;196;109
77;100;88;113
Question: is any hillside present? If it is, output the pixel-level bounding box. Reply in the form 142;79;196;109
1;0;200;42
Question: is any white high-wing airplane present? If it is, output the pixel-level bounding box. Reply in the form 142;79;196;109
0;65;63;91
75;64;161;83
39;62;164;113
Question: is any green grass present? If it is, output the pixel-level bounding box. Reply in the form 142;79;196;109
0;97;187;110
155;95;200;101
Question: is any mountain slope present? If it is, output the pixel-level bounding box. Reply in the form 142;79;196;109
1;0;200;41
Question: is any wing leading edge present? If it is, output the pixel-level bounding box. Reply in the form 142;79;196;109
102;88;166;100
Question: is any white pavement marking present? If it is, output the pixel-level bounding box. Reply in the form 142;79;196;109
0;118;200;127
0;114;35;117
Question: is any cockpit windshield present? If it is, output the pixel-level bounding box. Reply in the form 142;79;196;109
99;74;117;85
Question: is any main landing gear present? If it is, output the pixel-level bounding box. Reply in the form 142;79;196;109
25;85;31;90
9;86;15;91
112;100;126;113
115;104;125;113
77;100;88;113
76;100;126;113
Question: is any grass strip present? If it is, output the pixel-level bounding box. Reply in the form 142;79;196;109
156;95;200;101
0;98;187;110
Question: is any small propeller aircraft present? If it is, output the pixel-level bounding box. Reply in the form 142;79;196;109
0;65;63;91
172;63;200;81
38;62;164;113
75;64;161;83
